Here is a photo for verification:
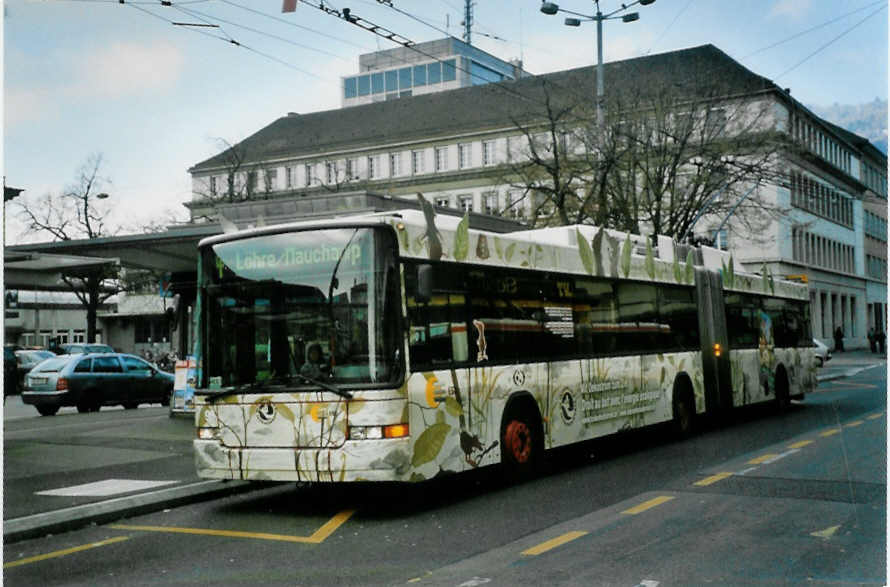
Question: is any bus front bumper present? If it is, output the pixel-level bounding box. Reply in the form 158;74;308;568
194;437;415;482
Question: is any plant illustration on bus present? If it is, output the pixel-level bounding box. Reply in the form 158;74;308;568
191;192;815;484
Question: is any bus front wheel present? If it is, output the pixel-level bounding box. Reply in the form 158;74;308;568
774;367;791;412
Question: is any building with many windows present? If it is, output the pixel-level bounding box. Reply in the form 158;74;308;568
342;37;527;108
188;43;886;349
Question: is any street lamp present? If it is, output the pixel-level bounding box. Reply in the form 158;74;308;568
540;0;655;126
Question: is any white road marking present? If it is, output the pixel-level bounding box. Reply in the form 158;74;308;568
36;479;179;496
759;448;800;464
636;581;660;587
457;578;491;587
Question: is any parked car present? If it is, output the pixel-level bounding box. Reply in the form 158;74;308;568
57;343;114;355
15;350;55;390
4;346;18;399
22;353;174;416
813;338;832;367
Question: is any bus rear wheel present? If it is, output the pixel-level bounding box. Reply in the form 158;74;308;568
501;404;542;480
672;379;696;440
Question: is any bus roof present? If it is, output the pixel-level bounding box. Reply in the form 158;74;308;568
198;203;808;301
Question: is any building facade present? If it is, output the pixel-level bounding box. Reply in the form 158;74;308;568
342;37;526;108
189;43;887;350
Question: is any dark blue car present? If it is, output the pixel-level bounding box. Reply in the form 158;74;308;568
22;353;174;416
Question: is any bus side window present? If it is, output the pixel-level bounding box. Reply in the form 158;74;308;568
406;265;468;368
725;293;759;348
616;282;658;353
574;279;617;356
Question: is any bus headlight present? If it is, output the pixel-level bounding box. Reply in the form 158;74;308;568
348;424;409;440
197;427;219;440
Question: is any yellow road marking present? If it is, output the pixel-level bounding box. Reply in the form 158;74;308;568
521;531;588;556
845;420;863;428
788;440;813;449
811;525;841;539
309;509;356;542
110;509;355;544
3;536;129;569
820;428;841;437
622;495;674;515
748;453;779;465
866;413;883;420
694;472;733;486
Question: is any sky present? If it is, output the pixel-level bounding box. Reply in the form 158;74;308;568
3;0;888;244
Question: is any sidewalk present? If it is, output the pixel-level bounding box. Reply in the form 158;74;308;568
816;348;887;383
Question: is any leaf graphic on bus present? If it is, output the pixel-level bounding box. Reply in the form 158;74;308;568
761;264;769;293
768;271;775;294
621;234;632;278
494;236;504;261
577;228;594;275
726;255;735;288
645;239;655;280
672;255;682;283
685;250;695;284
454;212;470;261
411;421;451;467
445;397;462;418
277;403;296;424
592;227;605;275
660;367;666;386
607;234;620;276
505;242;516;263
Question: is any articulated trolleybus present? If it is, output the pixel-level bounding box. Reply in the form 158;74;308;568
193;202;815;483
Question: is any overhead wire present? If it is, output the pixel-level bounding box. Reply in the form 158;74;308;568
644;0;694;55
123;1;326;80
773;2;886;81
173;4;350;61
218;0;371;52
741;0;887;61
299;0;550;107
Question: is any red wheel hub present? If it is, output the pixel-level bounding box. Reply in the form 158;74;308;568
505;420;531;464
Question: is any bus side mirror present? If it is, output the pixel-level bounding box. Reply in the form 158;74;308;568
417;264;433;304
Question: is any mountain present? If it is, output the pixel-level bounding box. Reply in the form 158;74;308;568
808;98;888;154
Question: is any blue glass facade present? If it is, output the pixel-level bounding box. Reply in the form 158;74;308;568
343;59;464;100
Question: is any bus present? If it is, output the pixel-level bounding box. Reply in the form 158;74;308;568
193;201;816;483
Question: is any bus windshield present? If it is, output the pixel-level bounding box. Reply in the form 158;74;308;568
201;227;401;389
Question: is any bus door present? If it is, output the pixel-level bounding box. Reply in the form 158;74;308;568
694;268;733;416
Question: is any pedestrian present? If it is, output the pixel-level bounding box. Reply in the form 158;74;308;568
878;330;886;354
868;327;877;353
833;326;844;352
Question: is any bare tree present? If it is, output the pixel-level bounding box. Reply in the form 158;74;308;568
14;154;122;342
502;73;792;242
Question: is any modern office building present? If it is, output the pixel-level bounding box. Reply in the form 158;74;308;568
342;37;527;108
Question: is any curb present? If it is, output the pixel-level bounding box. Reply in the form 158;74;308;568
3;479;260;544
816;363;885;384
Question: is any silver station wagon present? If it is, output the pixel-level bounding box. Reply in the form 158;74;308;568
22;353;174;416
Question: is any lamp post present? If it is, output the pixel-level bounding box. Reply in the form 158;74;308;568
540;0;655;126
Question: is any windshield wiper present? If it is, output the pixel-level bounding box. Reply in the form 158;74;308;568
204;373;352;403
204;380;273;403
293;372;353;400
